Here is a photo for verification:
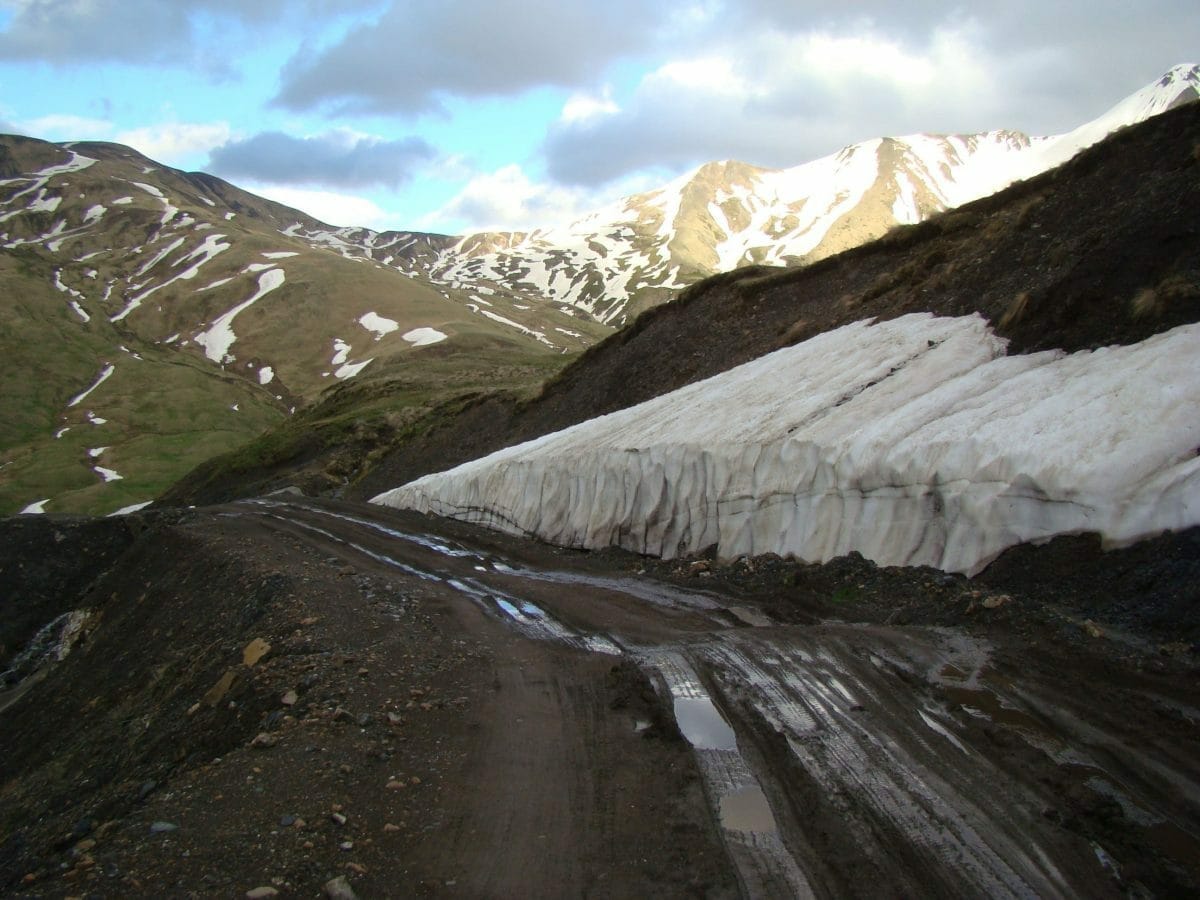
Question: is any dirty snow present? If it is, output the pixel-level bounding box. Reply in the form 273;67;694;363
377;314;1200;575
402;327;447;347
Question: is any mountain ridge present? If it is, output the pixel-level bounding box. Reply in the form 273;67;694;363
2;64;1197;516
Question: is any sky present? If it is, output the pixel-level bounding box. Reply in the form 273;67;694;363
0;1;1195;235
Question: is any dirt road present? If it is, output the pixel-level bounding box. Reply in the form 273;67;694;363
3;497;1198;897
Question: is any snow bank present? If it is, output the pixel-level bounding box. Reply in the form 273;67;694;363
68;364;115;407
194;268;285;362
359;311;400;340
402;326;447;346
373;314;1200;575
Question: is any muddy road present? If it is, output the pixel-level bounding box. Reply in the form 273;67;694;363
3;496;1199;898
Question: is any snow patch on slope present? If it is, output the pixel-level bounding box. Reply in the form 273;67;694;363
359;311;400;340
403;327;447;346
194;268;286;363
375;314;1200;575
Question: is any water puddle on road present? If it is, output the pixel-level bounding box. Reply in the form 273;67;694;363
727;606;773;627
673;697;738;750
720;785;779;834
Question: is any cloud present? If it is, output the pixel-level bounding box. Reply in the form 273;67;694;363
543;4;1200;186
246;184;395;229
15;113;113;140
116;123;232;165
274;0;675;114
208;129;435;189
0;0;373;71
420;163;655;233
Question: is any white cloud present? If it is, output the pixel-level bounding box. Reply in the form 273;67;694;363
115;122;232;165
419;163;650;233
207;127;433;188
559;86;620;125
246;183;393;228
16;113;113;140
543;24;1010;185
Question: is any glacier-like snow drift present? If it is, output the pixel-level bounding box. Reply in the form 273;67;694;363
372;314;1200;574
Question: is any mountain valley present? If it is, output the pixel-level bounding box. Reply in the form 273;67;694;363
2;66;1199;899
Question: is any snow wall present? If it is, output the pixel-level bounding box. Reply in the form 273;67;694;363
372;313;1200;575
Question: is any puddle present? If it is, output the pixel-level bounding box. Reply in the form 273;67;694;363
720;785;779;833
493;563;722;613
1146;821;1200;878
942;685;1046;733
673;697;738;750
919;708;970;755
727;606;773;627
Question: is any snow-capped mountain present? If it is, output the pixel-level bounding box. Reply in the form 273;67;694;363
310;63;1198;326
2;64;1196;517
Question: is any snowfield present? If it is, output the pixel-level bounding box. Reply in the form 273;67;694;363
374;314;1200;575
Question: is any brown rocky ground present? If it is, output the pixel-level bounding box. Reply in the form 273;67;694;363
0;505;737;898
2;500;1197;897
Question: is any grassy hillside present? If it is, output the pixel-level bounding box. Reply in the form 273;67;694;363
0;136;606;515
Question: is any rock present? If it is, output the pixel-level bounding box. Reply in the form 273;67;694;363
250;732;279;749
246;888;279;899
324;875;359;899
136;780;157;802
279;814;296;827
386;780;405;790
332;707;351;722
281;690;298;706
345;862;368;875
1084;619;1105;639
383;823;401;832
386;712;403;726
339;840;354;851
243;638;272;666
149;821;178;834
982;594;1011;609
203;670;239;707
331;812;348;826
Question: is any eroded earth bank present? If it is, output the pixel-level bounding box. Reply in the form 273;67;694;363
2;498;1197;898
